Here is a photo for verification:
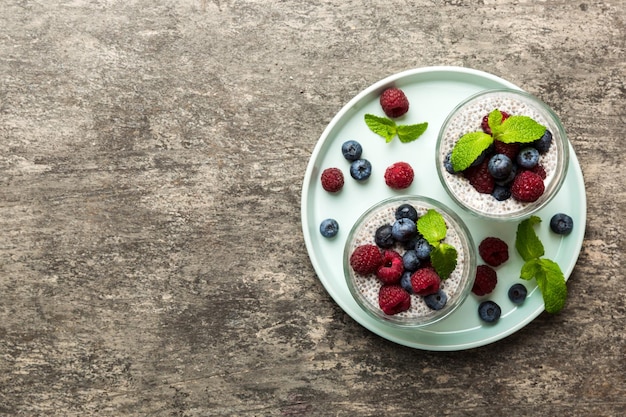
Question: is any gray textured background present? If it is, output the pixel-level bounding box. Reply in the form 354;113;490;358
1;1;624;416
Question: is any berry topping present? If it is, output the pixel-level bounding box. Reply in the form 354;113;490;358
410;267;441;296
400;271;414;294
341;140;363;161
516;147;540;169
424;290;448;310
492;185;512;201
402;249;421;272
379;87;409;118
384;162;414;189
529;163;547;180
532;130;553;153
444;151;457;174
395;203;418;221
319;218;339;238
487;153;513;180
493;140;520;161
376;250;404;284
391;217;417;243
378;285;411;315
464;158;495;194
320;167;344;192
511;170;545;202
349;159;372;181
374;224;395;248
478;300;501;323
508;283;528;305
481;111;509;135
414;237;433;260
550;213;574;235
349;244;383;275
478;237;509;267
472;265;498;296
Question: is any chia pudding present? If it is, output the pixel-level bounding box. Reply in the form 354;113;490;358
344;196;476;327
437;89;569;220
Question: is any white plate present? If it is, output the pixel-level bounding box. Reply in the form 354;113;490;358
301;66;586;351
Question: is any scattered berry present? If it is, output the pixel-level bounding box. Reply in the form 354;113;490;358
395;203;418;221
492;185;511;201
517;147;540;169
550;213;574;235
410;267;441;296
378;284;411;315
384;162;414;189
376;250;404;284
349;159;372;181
319;218;339;238
400;271;414;294
481;111;509;135
414;237;433;260
478;237;509;267
508;283;528;305
488;153;514;180
320;167;344;192
478;300;501;323
402;249;421;272
391;217;417;243
374;224;395;248
350;244;383;275
464;158;495;194
379;87;409;118
472;265;498;296
493;140;520;161
511;170;545;202
341;140;363;161
424;290;448;310
532;130;553;153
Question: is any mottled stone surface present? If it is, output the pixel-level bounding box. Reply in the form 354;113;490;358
0;1;624;416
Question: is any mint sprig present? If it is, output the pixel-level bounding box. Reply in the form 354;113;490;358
450;109;546;172
417;209;457;279
364;114;428;143
515;216;567;313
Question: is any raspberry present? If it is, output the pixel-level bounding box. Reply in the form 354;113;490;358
384;162;414;189
376;250;404;284
349;244;383;275
472;265;498;296
478;237;509;267
410;267;441;296
379;87;409;118
493;140;520;161
511;170;545;202
528;163;547;180
378;285;411;315
481;111;510;135
320;167;344;192
464;158;495;194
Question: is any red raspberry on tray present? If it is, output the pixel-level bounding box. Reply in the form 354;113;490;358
384;162;414;190
320;167;344;193
472;265;498;296
379;87;409;118
478;237;509;267
378;284;411;315
349;244;383;275
410;267;441;296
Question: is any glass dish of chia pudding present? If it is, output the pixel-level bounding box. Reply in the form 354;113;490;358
343;196;476;328
436;89;569;221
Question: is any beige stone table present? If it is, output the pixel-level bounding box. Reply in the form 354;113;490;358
1;1;624;416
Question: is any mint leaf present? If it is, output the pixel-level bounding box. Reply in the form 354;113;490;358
494;115;546;144
417;209;447;246
487;109;505;135
431;243;457;279
520;258;542;281
397;122;428;143
364;114;397;143
515;216;545;262
534;258;567;313
450;131;493;172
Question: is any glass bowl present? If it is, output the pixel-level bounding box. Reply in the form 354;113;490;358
436;89;569;221
343;195;476;328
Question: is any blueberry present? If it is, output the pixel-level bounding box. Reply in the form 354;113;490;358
516;147;540;169
374;224;395;248
349;159;372;181
495;163;518;186
400;271;414;294
478;300;501;323
424;290;448;310
444;151;457;174
395;204;418;222
402;235;421;251
550;213;574;235
402;250;421;272
492;185;511;201
414;237;433;260
319;218;339;238
533;130;553;154
508;283;528;305
488;153;513;180
391;218;417;242
341;140;363;161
